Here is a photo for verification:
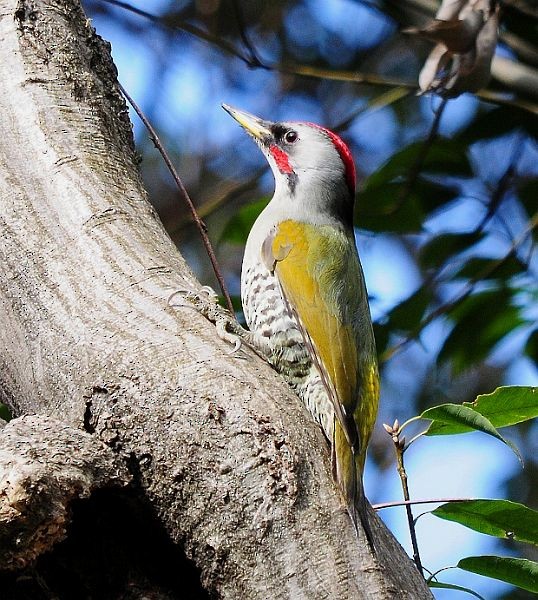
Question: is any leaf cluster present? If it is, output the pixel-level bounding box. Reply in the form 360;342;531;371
398;386;538;596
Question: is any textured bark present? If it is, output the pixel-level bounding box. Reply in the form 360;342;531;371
0;415;130;570
0;0;432;598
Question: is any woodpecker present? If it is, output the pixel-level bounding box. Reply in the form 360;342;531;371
223;104;379;548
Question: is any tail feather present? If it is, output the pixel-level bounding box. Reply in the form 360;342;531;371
333;421;376;553
351;481;376;552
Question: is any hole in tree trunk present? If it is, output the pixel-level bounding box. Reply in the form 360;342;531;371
0;489;211;600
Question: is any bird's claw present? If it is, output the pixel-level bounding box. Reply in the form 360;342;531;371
199;285;219;302
216;319;243;354
168;285;218;310
168;286;244;353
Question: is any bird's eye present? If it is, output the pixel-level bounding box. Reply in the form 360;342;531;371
284;130;298;144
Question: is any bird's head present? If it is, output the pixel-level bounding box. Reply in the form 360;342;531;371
223;104;356;228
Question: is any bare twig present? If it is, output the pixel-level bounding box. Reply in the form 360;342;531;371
170;170;264;233
332;87;413;132
476;90;538;115
383;420;424;575
230;0;266;68
100;0;253;65
474;137;525;233
397;97;448;207
118;82;235;314
500;30;538;68
279;63;417;88
373;497;472;510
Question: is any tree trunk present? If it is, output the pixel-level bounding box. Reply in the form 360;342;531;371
0;0;432;598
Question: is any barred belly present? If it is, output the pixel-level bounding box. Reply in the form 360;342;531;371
242;262;334;440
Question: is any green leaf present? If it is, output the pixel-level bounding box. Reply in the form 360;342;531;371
428;580;485;599
432;499;538;545
422;403;522;462
451;255;526;281
373;322;390;357
388;287;431;332
438;290;524;372
458;106;538;143
517;179;538;225
364;138;472;190
220;198;269;245
458;556;538;593
356;185;424;232
416;178;460;213
356;177;459;233
427;386;538;435
420;232;483;270
466;386;538;429
525;330;538;366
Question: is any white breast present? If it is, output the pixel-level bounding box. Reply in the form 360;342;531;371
241;217;334;442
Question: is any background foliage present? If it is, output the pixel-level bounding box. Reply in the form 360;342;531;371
83;1;537;597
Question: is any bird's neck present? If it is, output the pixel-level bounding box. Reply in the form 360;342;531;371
272;173;355;230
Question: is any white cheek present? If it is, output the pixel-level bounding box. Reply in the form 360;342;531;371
294;142;344;182
293;129;342;169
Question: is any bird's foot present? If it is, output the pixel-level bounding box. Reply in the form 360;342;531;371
169;286;275;361
169;286;252;355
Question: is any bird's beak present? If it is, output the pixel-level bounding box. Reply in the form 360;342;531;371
222;104;272;142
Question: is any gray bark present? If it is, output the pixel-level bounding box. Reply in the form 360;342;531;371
0;0;432;598
0;415;130;570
